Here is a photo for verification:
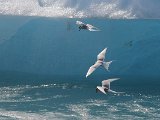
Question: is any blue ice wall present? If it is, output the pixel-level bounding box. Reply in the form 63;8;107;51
0;16;160;78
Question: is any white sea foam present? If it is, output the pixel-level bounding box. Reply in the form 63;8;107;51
0;109;73;120
66;96;160;120
0;85;69;103
0;84;160;119
1;0;159;18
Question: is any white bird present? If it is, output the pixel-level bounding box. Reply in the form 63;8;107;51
86;48;112;78
96;78;125;94
76;21;100;31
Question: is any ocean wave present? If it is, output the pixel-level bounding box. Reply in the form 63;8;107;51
0;0;159;19
0;85;69;103
67;96;160;120
0;85;160;119
0;109;73;120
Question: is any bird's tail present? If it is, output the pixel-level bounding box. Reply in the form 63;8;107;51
103;61;112;71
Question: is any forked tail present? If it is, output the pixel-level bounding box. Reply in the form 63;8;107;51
103;61;112;71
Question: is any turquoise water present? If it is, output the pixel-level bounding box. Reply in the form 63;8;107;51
0;16;160;119
0;82;160;120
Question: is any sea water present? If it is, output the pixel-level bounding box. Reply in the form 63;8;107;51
0;77;160;120
0;15;160;120
0;1;160;119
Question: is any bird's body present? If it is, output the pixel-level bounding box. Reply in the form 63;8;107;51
86;48;112;78
96;78;125;94
76;21;100;31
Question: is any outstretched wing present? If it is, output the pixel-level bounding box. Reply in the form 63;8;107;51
86;24;100;31
88;28;100;32
86;24;95;28
86;61;101;78
108;89;125;94
76;21;85;26
102;78;120;89
97;48;107;61
97;86;106;94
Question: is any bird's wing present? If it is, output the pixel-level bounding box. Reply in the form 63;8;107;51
97;48;107;61
86;24;95;28
102;78;120;88
86;61;101;78
88;29;101;31
108;89;125;94
76;21;85;26
86;24;101;31
97;86;106;94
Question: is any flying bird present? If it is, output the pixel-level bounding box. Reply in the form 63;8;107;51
96;78;125;94
86;48;112;78
76;21;100;31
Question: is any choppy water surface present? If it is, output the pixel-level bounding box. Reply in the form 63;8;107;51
0;82;159;120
